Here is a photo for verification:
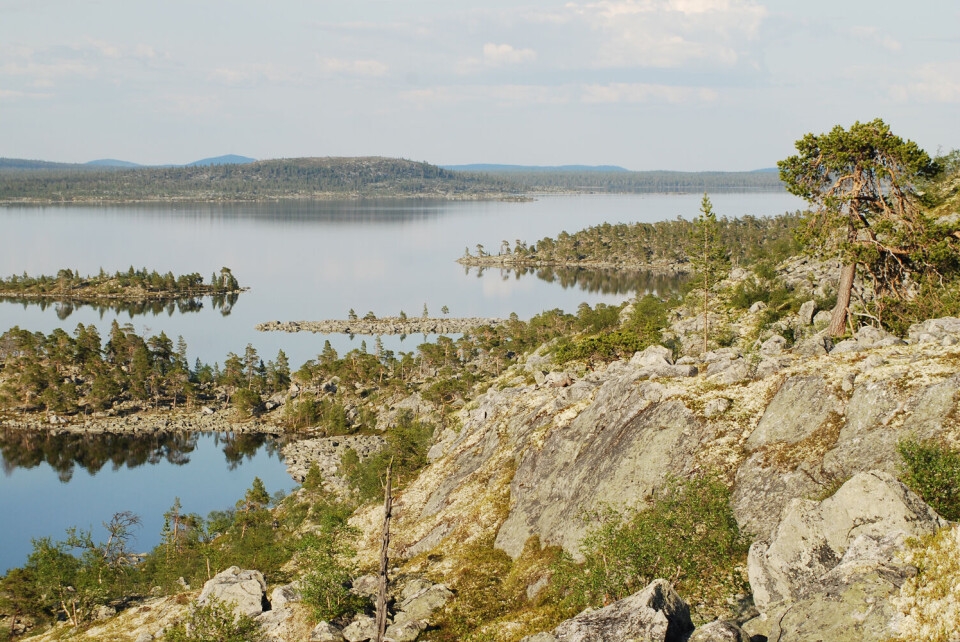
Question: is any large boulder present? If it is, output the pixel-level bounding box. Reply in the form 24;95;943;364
749;471;944;610
523;579;694;642
197;566;269;617
745;471;946;641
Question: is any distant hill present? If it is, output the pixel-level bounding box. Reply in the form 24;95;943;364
0;156;517;203
444;164;630;173
186;155;257;167
86;159;143;168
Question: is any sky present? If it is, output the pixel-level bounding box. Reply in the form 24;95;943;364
1;0;958;171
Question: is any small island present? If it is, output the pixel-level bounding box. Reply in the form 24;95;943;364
0;266;245;303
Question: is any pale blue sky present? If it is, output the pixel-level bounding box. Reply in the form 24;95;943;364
1;0;957;170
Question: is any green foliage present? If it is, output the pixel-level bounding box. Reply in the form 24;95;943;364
231;387;262;418
164;596;265;642
302;462;324;491
341;411;434;503
482;213;801;269
550;475;749;622
553;296;674;365
898;438;960;521
298;499;364;622
778;119;958;332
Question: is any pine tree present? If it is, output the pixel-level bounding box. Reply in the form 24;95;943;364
689;194;729;354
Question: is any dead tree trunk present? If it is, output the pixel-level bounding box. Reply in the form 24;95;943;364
375;464;393;642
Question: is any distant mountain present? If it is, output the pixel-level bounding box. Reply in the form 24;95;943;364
751;167;779;173
444;164;631;173
187;155;257;167
0;158;82;170
86;159;143;168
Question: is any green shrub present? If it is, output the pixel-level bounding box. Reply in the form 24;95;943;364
341;411;434;503
231;387;262;418
898;437;960;521
550;475;749;623
299;499;364;622
164;596;265;642
284;396;319;430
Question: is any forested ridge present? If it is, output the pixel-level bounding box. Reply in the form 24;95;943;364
0;156;786;203
0;157;518;203
458;168;784;193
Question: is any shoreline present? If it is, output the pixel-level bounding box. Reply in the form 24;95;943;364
455;255;689;274
0;406;286;436
255;316;506;335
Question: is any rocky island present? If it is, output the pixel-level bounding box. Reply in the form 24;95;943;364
0;266;245;304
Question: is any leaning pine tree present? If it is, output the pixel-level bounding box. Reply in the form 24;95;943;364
777;119;939;336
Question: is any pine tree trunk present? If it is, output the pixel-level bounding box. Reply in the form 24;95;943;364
829;263;856;336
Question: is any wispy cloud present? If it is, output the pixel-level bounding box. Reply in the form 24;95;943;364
889;62;960;103
566;0;767;68
316;56;388;77
0;88;53;100
400;84;573;107
581;82;718;103
849;26;902;52
209;64;296;86
483;43;536;66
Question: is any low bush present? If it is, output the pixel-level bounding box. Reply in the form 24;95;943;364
549;475;750;623
164;596;265;642
898;437;960;521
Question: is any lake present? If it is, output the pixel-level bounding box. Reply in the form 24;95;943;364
0;192;805;573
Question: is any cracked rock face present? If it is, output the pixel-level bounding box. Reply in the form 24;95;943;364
495;384;704;559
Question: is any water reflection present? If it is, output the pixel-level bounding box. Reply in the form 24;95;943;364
0;428;280;482
0;292;239;320
465;266;688;297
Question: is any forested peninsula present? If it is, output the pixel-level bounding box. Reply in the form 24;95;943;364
0;156;784;203
458;212;803;272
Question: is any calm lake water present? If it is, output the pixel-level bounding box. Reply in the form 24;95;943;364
0;192;805;573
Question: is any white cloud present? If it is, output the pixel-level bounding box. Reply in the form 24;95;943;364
889;62;960;103
316;56;388;77
482;43;537;66
566;0;766;68
581;82;718;103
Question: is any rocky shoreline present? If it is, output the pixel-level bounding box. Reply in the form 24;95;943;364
0;406;284;436
255;316;506;336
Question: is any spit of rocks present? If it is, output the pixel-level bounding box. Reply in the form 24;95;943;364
255;317;505;336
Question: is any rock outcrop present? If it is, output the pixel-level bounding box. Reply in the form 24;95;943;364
521;579;694;642
745;472;946;641
197;566;270;617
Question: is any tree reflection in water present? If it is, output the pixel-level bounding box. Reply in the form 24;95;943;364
0;292;239;320
0;428;276;482
466;266;688;297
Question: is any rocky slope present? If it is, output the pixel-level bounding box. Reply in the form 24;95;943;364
16;309;960;641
